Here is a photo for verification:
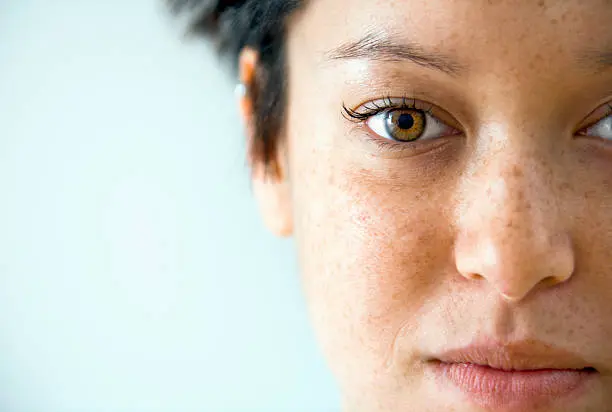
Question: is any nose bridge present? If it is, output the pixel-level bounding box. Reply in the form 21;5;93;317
455;139;574;302
483;147;552;237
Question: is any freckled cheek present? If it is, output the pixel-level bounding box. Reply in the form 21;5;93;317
294;170;447;332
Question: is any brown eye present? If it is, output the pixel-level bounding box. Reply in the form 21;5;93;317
364;101;459;143
385;109;426;142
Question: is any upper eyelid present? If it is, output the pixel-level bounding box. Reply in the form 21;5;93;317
356;96;432;112
578;102;612;131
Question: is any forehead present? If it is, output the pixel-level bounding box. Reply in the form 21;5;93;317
290;0;612;74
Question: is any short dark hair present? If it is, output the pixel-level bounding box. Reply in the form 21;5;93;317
168;0;305;173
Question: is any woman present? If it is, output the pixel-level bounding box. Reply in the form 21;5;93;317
170;1;612;411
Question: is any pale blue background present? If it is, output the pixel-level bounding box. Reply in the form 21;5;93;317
0;1;339;411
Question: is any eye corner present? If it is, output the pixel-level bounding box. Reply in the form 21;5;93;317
575;123;591;136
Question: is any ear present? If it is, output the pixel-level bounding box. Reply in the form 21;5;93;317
237;48;293;238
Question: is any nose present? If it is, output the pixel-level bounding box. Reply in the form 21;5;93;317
453;141;575;303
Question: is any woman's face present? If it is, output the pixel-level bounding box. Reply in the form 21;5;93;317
254;0;612;410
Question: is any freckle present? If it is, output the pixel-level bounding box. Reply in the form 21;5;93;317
511;165;523;178
537;0;545;7
558;182;571;192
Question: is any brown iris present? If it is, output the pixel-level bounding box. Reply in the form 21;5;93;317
385;109;426;142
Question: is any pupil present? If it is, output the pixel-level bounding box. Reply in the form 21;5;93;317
397;113;414;130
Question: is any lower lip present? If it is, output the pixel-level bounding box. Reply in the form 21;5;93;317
431;361;598;410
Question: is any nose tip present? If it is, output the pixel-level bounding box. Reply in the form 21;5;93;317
456;237;574;302
455;226;575;302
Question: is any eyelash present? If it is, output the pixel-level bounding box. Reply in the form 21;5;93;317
342;95;434;122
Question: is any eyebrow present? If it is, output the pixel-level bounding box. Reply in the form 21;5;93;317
327;33;612;77
324;32;465;76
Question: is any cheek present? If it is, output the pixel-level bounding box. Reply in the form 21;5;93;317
289;143;455;379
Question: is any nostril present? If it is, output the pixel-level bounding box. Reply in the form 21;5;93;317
542;276;561;286
467;273;485;281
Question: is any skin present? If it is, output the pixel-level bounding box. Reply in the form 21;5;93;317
239;0;612;410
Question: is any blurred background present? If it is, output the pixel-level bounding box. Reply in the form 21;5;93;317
0;1;338;411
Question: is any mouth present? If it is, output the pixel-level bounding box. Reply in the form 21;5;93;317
427;340;600;411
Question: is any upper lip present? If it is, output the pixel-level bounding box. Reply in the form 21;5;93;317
433;339;596;372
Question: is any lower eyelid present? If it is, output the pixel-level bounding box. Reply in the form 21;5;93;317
363;132;461;158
